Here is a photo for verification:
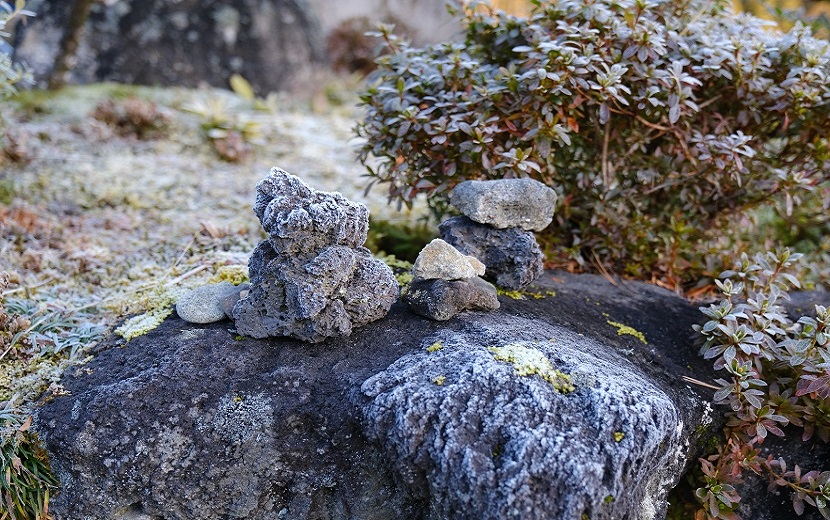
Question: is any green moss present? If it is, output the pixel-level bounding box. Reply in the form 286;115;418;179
426;341;443;353
115;308;173;341
497;287;527;300
488;343;575;393
606;320;648;344
0;178;17;205
376;253;415;287
209;264;249;285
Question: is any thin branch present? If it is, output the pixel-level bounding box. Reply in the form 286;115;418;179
165;265;210;287
682;375;720;390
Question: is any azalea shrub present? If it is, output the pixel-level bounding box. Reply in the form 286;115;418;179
356;0;830;286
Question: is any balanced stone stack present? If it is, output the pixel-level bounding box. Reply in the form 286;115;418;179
403;239;500;321
232;168;399;343
440;178;556;290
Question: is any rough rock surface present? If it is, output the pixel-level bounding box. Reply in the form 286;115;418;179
34;271;828;520
411;238;486;281
12;0;326;93
449;178;557;231
252;169;369;254
233;168;398;342
175;282;236;324
403;276;499;321
440;216;543;289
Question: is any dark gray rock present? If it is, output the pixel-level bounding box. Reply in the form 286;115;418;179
34;271;716;520
219;282;250;319
12;0;326;93
234;242;398;342
403;276;499;321
449;178;557;231
440;216;543;289
175;282;236;324
34;271;828;520
234;169;397;342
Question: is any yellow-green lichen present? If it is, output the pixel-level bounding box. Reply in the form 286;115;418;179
606;320;647;344
433;375;446;386
614;431;625;442
115;308;173;341
426;341;443;353
488;343;575;393
208;264;249;285
497;288;527;300
496;287;555;300
376;254;414;287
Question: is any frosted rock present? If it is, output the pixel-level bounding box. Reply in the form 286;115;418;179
450;178;557;231
254;167;369;254
411;239;485;281
440;216;543;289
176;282;237;324
234;168;398;342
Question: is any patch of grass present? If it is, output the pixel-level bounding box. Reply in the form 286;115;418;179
1;398;59;520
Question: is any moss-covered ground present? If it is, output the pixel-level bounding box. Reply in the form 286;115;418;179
0;82;427;415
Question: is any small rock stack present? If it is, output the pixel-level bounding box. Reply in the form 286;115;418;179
403;239;500;321
232;168;399;343
403;178;556;321
441;178;556;290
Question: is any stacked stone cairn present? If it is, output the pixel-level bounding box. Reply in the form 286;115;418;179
403;178;556;321
441;178;556;290
231;168;399;343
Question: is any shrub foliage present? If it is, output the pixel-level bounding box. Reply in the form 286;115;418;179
356;0;830;283
695;249;830;519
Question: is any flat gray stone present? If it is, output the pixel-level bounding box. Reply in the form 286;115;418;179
176;282;236;324
440;216;543;289
450;178;557;231
403;276;499;321
411;238;485;281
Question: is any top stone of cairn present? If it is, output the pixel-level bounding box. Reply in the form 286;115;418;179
254;167;369;254
449;178;557;232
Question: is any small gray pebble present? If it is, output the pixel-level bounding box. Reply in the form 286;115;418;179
176;282;236;324
219;283;250;319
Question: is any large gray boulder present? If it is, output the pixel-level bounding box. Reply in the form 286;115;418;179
12;0;326;93
32;271;829;519
233;168;398;342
